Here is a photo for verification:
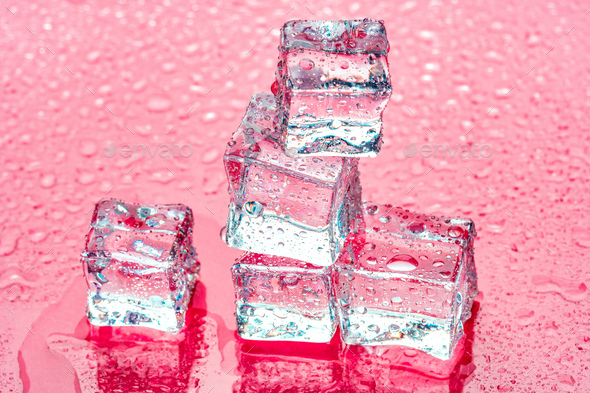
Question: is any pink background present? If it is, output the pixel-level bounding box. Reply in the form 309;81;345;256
1;0;589;392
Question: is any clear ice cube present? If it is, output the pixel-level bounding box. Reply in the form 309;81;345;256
81;198;199;332
275;19;392;157
333;203;478;359
224;92;362;266
231;252;338;343
235;339;343;392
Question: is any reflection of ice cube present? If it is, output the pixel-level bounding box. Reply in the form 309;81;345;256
81;198;200;332
343;314;478;392
48;308;216;393
334;203;478;360
233;333;343;392
224;93;362;267
231;253;338;342
276;20;392;158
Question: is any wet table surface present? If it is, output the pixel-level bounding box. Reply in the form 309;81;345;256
1;0;589;392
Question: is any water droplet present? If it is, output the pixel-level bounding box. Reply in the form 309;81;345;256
364;243;376;251
243;201;264;217
201;149;219;164
282;274;298;287
80;140;97;157
250;143;261;152
433;260;445;267
95;272;108;283
146;214;166;228
146;94;173;113
87;50;101;63
270;80;279;95
447;226;465;238
299;58;315;70
532;275;588;302
330;119;342;129
558;374;575;386
379;216;391;224
114;203;129;215
40;174;56;188
132;240;163;258
387;255;419;271
366;205;379;215
367;256;377;265
203;112;217;123
407;221;425;233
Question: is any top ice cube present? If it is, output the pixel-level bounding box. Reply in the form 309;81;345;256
276;20;392;158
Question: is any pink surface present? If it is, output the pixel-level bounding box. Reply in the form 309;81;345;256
1;1;589;392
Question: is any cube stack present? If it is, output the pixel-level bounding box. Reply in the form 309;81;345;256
223;19;478;360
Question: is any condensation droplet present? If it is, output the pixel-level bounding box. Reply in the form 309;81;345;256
299;58;315;70
387;255;419;271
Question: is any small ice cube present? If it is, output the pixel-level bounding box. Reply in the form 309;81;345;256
81;198;199;332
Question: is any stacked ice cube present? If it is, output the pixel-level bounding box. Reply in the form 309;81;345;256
275;20;392;157
223;19;478;360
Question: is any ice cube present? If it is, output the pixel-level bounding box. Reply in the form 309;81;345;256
81;198;199;332
49;292;214;392
224;92;362;266
231;252;338;343
333;203;478;359
275;19;392;157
